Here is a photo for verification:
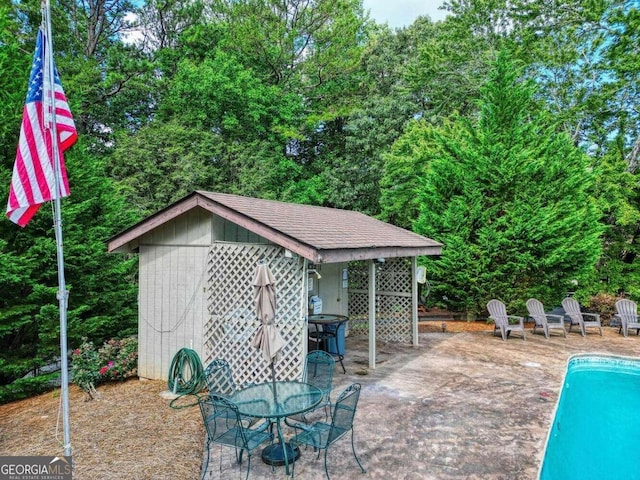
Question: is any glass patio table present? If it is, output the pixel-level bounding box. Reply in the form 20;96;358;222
229;381;322;474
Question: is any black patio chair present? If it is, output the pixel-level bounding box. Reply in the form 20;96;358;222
198;394;273;480
290;383;366;480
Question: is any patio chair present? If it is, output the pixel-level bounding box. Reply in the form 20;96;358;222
290;383;366;480
285;350;335;427
203;359;260;427
526;298;567;339
561;297;602;337
614;299;640;337
198;394;273;480
486;299;526;341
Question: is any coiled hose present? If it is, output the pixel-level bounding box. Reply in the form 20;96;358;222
167;348;204;398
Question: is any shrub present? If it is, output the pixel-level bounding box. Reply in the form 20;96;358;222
70;340;101;399
0;374;59;404
97;337;138;382
71;336;138;399
588;293;619;326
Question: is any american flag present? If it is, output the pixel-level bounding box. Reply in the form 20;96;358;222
6;27;77;227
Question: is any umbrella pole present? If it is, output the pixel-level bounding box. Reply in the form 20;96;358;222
270;361;278;406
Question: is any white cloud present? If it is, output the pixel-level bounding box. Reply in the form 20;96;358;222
362;0;448;29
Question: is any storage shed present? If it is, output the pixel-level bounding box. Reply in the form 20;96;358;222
108;191;442;385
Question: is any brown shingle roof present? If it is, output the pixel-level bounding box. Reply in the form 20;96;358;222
108;191;442;263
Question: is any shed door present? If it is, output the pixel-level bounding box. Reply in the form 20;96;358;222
204;243;305;385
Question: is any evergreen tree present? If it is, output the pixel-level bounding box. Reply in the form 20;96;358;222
412;52;603;313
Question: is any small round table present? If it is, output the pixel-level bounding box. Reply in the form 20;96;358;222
308;314;348;373
230;381;322;474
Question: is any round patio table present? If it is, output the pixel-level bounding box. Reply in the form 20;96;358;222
230;381;322;474
308;314;348;373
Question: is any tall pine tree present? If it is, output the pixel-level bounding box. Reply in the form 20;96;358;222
412;51;603;314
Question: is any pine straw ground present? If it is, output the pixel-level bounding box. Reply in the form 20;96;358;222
0;378;203;479
0;321;492;479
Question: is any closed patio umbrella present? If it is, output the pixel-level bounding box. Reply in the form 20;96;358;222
252;260;285;402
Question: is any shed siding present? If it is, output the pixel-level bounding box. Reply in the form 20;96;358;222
138;244;209;380
144;208;212;246
213;215;269;244
314;262;349;316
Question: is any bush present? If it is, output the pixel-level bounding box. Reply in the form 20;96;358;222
588;293;620;326
71;336;138;399
0;374;59;404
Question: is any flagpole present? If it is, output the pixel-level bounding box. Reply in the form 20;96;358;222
43;0;72;457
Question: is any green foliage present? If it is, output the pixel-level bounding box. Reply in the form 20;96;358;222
380;119;440;228
0;373;59;404
0;140;138;400
591;149;640;296
70;340;101;397
96;337;138;381
413;52;603;314
70;337;138;399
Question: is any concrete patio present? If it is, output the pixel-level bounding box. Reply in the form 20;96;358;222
203;325;640;480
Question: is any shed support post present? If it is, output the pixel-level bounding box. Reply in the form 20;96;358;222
368;260;376;369
412;256;419;346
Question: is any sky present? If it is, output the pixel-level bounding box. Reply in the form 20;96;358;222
123;1;449;44
362;0;449;29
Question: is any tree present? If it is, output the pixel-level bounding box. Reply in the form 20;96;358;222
0;141;138;400
412;52;603;313
109;120;225;216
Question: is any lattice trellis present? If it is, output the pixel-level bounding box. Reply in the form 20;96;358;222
348;258;413;342
204;243;305;386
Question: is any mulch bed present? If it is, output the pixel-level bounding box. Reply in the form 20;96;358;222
419;320;496;333
0;378;203;479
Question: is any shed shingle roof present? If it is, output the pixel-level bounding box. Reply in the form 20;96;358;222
108;191;442;263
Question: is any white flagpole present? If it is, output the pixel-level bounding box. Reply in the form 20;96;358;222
43;0;72;457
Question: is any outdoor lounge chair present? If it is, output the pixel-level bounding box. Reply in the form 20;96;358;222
198;394;273;480
614;299;640;337
561;297;602;336
526;298;567;339
290;383;366;480
486;299;526;341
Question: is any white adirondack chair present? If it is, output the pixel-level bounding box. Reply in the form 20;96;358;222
487;299;526;341
614;299;640;337
526;298;567;339
561;297;602;337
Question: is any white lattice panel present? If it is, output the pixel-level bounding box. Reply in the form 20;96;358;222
347;259;412;343
204;243;305;385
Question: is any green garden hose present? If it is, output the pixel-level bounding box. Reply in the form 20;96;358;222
167;348;204;396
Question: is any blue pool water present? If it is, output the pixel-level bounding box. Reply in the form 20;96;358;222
539;355;640;480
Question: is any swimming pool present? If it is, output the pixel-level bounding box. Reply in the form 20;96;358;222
539;354;640;480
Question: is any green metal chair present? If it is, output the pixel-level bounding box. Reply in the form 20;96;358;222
203;359;239;396
286;350;335;427
203;358;262;428
198;394;273;480
290;383;366;480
